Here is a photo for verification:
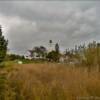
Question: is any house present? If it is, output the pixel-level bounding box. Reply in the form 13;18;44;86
59;55;69;63
25;55;32;60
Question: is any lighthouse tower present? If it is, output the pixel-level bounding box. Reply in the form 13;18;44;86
48;40;54;52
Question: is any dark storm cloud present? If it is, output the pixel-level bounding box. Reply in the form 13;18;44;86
0;1;100;54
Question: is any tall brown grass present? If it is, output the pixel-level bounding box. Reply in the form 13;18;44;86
1;63;100;100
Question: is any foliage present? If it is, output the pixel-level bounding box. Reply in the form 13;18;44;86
46;51;60;62
6;54;25;61
29;46;47;59
0;26;8;62
78;41;100;67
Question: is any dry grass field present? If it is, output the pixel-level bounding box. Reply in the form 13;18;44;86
1;63;100;100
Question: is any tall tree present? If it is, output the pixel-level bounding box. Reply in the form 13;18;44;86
31;46;47;59
39;46;47;58
0;26;8;62
55;43;59;53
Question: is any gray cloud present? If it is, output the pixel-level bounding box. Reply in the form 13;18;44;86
0;1;100;55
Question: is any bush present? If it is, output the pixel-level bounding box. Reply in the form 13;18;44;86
46;51;60;62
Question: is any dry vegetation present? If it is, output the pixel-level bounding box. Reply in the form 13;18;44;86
1;63;100;100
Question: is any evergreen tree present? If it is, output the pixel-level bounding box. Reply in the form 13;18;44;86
55;43;59;53
0;26;8;62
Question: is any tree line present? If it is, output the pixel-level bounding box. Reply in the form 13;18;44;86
1;25;100;71
28;42;60;62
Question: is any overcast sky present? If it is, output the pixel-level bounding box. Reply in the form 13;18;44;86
0;1;100;55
